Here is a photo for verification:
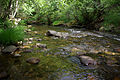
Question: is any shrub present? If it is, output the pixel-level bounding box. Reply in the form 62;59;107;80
0;26;25;45
19;20;27;25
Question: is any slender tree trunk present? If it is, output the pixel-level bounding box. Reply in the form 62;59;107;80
9;0;19;19
13;0;19;18
47;15;51;25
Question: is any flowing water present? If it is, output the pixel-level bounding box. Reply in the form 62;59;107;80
0;25;120;80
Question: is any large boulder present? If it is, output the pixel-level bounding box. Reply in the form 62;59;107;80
46;30;57;36
2;45;17;54
78;56;97;66
46;30;69;38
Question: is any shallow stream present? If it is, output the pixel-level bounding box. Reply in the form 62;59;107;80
0;25;120;80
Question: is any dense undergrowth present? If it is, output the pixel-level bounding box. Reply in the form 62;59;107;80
18;0;120;32
0;0;120;45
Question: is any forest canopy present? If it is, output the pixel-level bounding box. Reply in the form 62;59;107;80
0;0;120;31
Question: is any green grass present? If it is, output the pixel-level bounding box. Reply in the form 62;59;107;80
0;26;25;45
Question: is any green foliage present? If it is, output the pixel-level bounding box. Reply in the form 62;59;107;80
18;0;120;32
19;20;27;25
0;26;25;45
52;21;64;26
0;18;14;28
20;3;35;16
104;10;120;30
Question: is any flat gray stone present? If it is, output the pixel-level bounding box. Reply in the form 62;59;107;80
46;30;69;38
2;45;17;54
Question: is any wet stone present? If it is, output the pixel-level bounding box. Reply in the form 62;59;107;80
2;45;17;54
76;51;86;55
24;38;29;41
37;38;42;41
16;41;23;46
27;41;32;44
78;56;97;66
28;38;34;41
23;43;28;46
46;30;69;38
26;57;40;64
27;25;32;28
23;49;33;53
36;43;47;49
46;30;57;36
14;54;21;57
26;29;31;32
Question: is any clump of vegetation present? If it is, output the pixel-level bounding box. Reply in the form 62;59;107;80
52;21;64;26
0;26;25;45
103;8;120;32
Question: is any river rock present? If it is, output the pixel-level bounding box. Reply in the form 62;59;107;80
34;31;39;35
36;43;47;49
0;71;8;79
14;54;21;57
24;38;29;41
23;49;33;53
27;25;32;28
26;57;40;64
26;29;31;32
46;30;69;38
2;45;17;54
17;41;23;46
37;38;42;41
79;56;97;66
46;30;57;36
28;38;33;41
27;41;32;44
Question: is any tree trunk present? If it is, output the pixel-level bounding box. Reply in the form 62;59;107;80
9;0;19;19
47;15;51;25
